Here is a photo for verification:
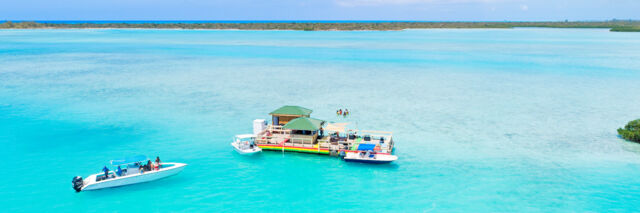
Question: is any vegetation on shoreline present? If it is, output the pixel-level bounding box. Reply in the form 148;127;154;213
618;119;640;143
1;20;639;32
610;26;640;32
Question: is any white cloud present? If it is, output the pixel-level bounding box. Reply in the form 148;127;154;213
335;0;502;7
520;4;528;11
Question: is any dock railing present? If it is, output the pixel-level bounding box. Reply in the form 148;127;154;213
255;125;330;151
255;125;287;145
267;125;291;135
340;130;394;153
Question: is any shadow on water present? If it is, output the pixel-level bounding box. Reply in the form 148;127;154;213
616;134;640;155
257;150;401;170
230;150;265;159
259;150;328;158
620;139;640;155
342;161;400;170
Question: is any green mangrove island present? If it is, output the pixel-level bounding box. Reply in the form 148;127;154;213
1;21;639;32
619;119;640;143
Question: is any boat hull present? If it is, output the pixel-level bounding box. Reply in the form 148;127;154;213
81;163;186;191
343;152;398;164
343;158;394;164
232;142;262;155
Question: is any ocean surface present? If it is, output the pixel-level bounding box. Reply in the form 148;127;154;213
1;28;640;212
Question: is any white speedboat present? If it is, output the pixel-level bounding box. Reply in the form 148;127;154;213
342;144;398;164
231;134;262;155
72;155;187;192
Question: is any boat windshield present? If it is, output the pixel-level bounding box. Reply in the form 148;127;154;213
110;155;148;165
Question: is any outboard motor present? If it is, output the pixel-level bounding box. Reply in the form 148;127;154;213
72;176;84;192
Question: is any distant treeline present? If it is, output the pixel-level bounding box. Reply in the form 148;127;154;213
1;21;639;32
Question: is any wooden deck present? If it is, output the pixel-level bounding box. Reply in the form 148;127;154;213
254;125;394;156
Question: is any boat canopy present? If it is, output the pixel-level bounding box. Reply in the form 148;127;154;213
110;155;148;165
357;144;376;151
283;117;325;131
235;134;255;139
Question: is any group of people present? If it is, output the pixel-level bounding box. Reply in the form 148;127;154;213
336;108;350;117
102;156;162;180
136;157;161;174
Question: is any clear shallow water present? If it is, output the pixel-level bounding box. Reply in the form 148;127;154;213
1;28;640;212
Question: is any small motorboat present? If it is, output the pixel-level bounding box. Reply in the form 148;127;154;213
72;155;186;192
231;134;262;155
343;144;398;164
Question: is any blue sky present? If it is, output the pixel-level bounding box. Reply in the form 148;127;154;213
2;0;639;21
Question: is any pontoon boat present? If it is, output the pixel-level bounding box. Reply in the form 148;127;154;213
343;144;398;164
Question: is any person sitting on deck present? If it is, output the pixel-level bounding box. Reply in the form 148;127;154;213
102;166;110;180
115;166;122;176
344;109;349;117
337;109;342;115
139;164;144;174
146;160;153;171
155;156;162;169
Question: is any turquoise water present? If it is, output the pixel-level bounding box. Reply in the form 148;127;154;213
1;28;640;212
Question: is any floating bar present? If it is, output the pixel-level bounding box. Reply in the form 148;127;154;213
252;106;395;159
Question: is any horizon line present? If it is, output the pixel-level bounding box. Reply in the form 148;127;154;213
3;19;639;23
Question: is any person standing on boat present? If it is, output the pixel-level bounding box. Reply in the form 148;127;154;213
155;156;161;169
102;166;109;179
115;165;122;176
153;160;158;170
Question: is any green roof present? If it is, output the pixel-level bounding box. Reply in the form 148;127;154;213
283;117;325;131
269;105;313;116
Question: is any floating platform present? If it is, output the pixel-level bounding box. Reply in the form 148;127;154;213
253;106;394;156
252;106;394;157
